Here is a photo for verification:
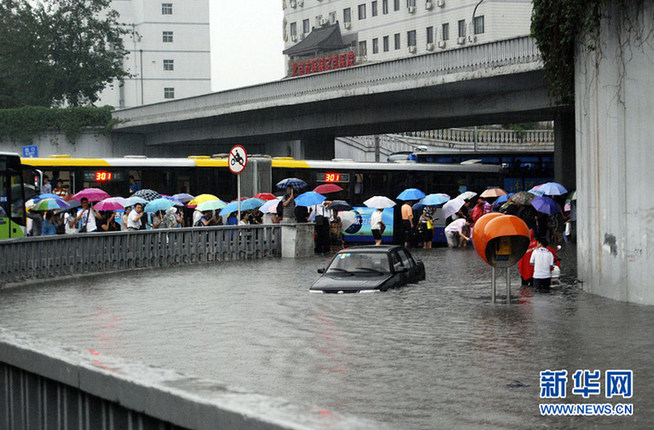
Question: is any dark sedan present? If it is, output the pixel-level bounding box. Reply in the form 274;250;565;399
310;245;425;294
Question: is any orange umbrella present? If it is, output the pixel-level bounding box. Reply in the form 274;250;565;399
480;187;507;198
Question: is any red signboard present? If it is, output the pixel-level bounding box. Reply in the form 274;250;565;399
292;51;356;77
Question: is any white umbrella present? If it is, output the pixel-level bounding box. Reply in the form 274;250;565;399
456;191;477;201
260;198;282;214
442;197;466;219
363;196;396;208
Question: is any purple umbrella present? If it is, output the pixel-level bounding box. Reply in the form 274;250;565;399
531;196;560;215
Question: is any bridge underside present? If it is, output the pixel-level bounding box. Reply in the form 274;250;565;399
114;70;569;158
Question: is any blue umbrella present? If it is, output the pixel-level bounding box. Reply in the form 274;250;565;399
295;191;326;207
172;193;195;203
421;193;450;206
276;177;308;190
162;196;184;206
32;197;70;211
495;194;511;204
34;193;63;202
218;198;265;216
531;196;560;215
537;182;568;196
396;188;426;201
144;197;174;213
126;196;148;206
412;202;425;211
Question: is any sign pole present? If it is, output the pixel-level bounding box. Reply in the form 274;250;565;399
237;174;241;224
228;145;247;225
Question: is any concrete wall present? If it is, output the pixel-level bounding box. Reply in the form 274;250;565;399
0;129;144;158
575;0;654;304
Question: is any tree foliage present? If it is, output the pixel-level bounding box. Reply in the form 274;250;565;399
0;0;129;108
531;0;604;104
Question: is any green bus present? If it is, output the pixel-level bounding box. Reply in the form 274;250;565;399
0;152;27;239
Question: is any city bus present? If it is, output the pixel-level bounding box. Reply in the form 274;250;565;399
22;155;504;205
0;152;27;239
410;150;554;192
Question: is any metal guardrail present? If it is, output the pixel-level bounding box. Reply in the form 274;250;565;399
0;225;281;286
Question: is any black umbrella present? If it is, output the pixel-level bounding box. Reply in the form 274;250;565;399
132;188;161;202
329;200;353;212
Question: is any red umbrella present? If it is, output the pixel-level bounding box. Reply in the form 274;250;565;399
253;192;277;201
313;184;343;194
71;188;110;202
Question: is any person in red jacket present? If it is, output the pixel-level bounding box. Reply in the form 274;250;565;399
519;230;559;286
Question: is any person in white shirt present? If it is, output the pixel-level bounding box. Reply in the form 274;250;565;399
444;217;472;248
127;203;145;230
76;198;102;232
530;239;555;290
369;208;385;245
64;209;79;234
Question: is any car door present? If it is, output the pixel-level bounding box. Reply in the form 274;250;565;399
397;249;418;282
390;250;410;287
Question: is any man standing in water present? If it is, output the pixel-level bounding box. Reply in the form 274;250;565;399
530;238;555;291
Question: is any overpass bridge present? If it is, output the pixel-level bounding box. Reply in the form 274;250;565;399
112;36;573;179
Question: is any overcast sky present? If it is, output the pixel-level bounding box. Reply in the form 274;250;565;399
210;2;285;92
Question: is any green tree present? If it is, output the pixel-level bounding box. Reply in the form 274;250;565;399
0;0;129;108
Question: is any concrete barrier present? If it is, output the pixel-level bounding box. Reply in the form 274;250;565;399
0;329;382;430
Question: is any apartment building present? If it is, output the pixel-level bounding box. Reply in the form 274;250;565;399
282;0;532;76
97;0;211;108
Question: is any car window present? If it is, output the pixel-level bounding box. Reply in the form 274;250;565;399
328;252;390;273
397;249;415;268
390;251;403;271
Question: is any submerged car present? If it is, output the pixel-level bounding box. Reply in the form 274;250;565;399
310;245;425;294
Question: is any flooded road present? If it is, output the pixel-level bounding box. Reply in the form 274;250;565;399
1;245;652;429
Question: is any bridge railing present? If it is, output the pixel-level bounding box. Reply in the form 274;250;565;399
0;225;281;286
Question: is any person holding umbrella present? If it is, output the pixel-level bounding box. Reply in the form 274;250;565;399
76;198;102;233
280;185;296;222
127;203;146;231
41;210;60;236
400;200;414;248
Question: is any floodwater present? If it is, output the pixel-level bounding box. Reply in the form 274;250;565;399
0;245;652;429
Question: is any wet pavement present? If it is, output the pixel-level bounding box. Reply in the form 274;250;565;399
0;244;652;429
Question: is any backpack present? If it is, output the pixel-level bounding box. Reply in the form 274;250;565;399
276;198;284;218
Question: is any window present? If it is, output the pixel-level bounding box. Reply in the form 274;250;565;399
426;26;434;44
442;23;449;40
407;30;416;47
315;15;322;27
163;59;174;71
394;33;400;49
329;11;336;23
474;15;485;34
372;1;378;16
164;88;175;99
383;35;389;52
383;0;389;14
358;40;367;56
161;3;172;15
343;8;351;23
394;0;400;11
162;31;173;43
407;0;416;7
358;4;366;20
303;19;310;34
290;22;297;37
458;19;466;38
372;38;379;54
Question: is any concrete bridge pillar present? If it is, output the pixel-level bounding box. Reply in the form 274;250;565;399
554;110;576;191
575;0;654;304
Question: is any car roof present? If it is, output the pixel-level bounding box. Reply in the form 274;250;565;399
337;245;403;254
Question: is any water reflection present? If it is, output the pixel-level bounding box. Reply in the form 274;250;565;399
0;245;652;429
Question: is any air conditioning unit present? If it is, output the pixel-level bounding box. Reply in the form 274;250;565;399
468;35;477;43
408;45;417;53
344;21;351;29
438;40;446;49
426;42;434;51
408;6;416;13
300;33;306;40
291;35;298;42
437;0;445;7
290;0;296;8
297;0;304;6
319;18;328;26
457;37;466;45
426;2;434;10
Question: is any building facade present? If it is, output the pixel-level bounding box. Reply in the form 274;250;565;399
97;0;211;108
282;0;532;76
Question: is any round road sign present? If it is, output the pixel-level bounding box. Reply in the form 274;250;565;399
228;145;247;174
